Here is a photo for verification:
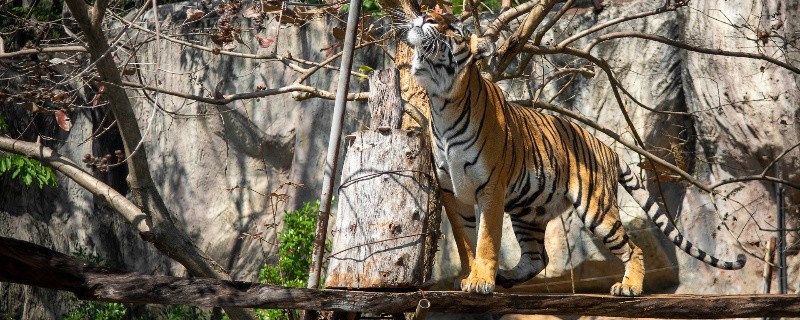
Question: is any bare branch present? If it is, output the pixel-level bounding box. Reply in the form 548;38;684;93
119;80;368;104
759;142;800;176
483;0;543;41
492;0;559;79
532;67;595;102
292;38;388;85
710;176;800;190
110;12;279;60
587;31;800;74
557;4;684;48
532;0;576;45
0;137;150;232
62;1;257;317
0;46;87;59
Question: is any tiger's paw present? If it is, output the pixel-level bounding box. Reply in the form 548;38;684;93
610;282;642;297
461;276;495;294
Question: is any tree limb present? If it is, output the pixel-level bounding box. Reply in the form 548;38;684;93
492;0;559;80
0;46;87;59
0;137;150;232
1;235;799;318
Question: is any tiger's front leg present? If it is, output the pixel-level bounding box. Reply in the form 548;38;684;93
461;187;505;294
440;192;477;290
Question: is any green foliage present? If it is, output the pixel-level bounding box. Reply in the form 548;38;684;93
259;200;322;287
6;0;63;22
362;0;381;13
64;246;127;320
158;305;210;320
0;114;7;132
451;0;502;14
64;301;127;320
257;200;330;320
0;155;57;189
0;0;64;46
357;65;374;82
64;246;210;319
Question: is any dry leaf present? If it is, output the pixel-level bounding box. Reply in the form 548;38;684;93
323;42;343;57
210;33;229;46
222;41;238;50
55;110;72;131
51;90;69;103
256;36;275;48
332;27;345;40
185;8;205;23
242;6;261;18
91;83;105;107
637;161;683;183
232;31;244;44
259;0;282;12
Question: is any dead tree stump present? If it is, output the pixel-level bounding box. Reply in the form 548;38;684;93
325;69;440;289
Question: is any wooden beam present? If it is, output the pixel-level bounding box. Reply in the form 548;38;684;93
0;236;797;318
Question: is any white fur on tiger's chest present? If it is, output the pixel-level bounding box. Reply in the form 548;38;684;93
431;135;491;206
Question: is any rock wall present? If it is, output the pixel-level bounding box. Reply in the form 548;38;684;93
0;7;383;317
1;0;799;318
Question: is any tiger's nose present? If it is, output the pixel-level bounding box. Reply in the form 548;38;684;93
413;16;425;28
413;14;435;28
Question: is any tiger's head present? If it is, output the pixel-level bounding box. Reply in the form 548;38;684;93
401;11;495;97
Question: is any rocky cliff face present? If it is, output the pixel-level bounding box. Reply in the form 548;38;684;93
1;0;798;318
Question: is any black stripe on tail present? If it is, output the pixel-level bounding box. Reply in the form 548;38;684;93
617;162;745;270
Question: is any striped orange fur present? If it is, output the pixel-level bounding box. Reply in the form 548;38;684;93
401;11;744;296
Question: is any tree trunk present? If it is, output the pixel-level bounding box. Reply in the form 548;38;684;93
325;69;441;289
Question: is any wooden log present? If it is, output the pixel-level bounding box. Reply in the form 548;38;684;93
325;129;440;289
325;68;440;289
2;236;800;318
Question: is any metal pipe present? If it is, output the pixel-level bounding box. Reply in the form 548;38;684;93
304;0;363;317
414;299;431;320
762;237;776;294
776;165;787;294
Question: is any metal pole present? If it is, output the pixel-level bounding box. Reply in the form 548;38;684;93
305;0;363;315
776;165;787;294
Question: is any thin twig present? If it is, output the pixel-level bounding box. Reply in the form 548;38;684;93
586;32;800;74
118;80;368;104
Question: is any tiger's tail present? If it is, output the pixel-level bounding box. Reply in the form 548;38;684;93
618;161;746;270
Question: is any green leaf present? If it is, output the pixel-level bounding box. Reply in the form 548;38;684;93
358;65;374;74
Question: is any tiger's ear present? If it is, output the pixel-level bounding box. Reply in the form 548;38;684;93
469;34;496;60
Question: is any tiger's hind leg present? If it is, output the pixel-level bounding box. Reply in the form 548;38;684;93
573;197;645;296
496;215;548;288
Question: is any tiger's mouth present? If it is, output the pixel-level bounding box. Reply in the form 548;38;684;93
406;15;437;48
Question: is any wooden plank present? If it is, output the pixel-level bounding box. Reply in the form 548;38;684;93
325;129;440;289
2;237;799;318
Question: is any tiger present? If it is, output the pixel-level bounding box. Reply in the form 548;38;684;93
396;9;746;296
